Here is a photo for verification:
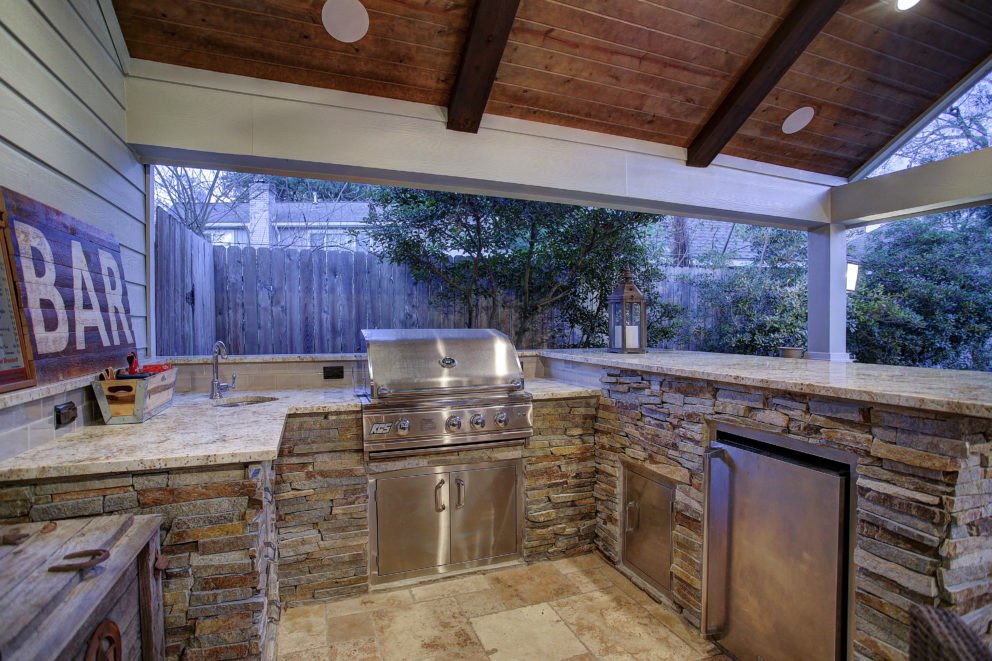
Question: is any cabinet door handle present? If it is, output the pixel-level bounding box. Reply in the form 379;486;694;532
625;500;639;533
435;479;446;512
455;479;466;509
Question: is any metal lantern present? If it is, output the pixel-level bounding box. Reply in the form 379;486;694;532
608;267;646;353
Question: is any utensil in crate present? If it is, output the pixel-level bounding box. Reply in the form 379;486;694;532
92;364;177;424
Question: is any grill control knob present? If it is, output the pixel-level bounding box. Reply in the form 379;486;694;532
396;418;411;436
445;415;462;432
493;411;509;428
470;414;486;429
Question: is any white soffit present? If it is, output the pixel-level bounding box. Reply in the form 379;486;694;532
125;60;842;229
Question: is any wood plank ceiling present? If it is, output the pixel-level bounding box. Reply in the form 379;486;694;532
112;0;992;177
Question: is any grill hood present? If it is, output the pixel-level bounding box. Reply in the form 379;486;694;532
358;329;525;400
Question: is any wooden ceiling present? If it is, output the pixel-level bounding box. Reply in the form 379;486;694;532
112;0;992;178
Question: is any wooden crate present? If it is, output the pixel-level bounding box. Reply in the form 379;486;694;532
92;368;178;424
0;514;164;660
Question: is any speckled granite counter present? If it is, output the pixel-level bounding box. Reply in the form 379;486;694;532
542;349;992;418
0;379;596;481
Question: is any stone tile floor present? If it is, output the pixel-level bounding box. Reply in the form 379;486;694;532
276;553;728;660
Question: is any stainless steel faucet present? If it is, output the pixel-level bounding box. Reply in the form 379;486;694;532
210;340;237;399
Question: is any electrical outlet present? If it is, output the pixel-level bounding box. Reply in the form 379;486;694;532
54;401;77;428
323;366;344;380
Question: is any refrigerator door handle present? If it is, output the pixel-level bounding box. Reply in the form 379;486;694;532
702;446;731;640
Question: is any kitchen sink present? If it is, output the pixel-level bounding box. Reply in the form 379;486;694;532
213;395;278;408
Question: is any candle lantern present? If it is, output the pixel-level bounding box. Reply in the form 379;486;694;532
608;267;646;353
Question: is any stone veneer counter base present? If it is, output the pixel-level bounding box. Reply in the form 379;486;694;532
542;349;992;418
0;378;598;660
590;365;992;659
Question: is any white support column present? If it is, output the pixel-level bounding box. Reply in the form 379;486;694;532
806;224;850;362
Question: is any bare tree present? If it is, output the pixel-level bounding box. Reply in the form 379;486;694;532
153;165;251;236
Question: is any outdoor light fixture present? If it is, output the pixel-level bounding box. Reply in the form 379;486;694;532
608;267;647;353
847;260;860;292
782;106;815;134
321;0;369;43
896;0;921;10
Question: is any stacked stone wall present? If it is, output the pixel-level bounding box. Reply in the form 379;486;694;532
595;368;992;659
0;463;277;661
524;396;598;558
274;396;598;607
274;411;367;606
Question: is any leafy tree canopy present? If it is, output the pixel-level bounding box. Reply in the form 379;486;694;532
849;206;992;369
362;188;677;347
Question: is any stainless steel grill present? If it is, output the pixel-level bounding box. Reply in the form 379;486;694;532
357;329;533;457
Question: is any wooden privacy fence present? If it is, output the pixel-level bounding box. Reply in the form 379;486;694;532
154;209;568;354
155;208;216;356
154;209;710;355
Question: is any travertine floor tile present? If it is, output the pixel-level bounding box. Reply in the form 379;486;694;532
278;649;336;661
640;600;716;655
279;603;329;654
324;589;414;618
599;564;656;606
565;567;614;593
278;554;719;661
330;636;381;660
551;553;605;574
410;574;491;602
372;596;486;661
552;587;695;660
455;588;506;618
486;562;580;609
327;611;376;644
471;604;589;661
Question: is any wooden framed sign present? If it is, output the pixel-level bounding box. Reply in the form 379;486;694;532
0;198;36;393
1;188;137;386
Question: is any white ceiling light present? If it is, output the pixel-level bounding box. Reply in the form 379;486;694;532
896;0;921;10
781;106;815;134
322;0;369;43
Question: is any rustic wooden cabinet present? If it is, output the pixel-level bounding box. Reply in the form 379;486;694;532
0;514;164;660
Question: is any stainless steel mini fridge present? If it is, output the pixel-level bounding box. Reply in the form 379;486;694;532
703;433;850;661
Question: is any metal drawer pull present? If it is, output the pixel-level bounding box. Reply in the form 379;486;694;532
625;500;640;533
49;548;110;572
456;479;466;509
435;479;446;512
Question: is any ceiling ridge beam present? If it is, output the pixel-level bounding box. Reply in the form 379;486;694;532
686;0;846;169
446;0;522;133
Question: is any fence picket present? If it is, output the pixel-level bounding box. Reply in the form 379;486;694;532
159;240;718;354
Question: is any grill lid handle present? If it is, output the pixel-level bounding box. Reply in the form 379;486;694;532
375;380;523;399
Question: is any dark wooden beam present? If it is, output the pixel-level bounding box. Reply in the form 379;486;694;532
686;0;847;168
446;0;522;133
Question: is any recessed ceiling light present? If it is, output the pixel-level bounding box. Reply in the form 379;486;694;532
896;0;921;10
322;0;369;43
782;106;815;134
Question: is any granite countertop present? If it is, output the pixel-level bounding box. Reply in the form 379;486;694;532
0;379;596;482
542;349;992;418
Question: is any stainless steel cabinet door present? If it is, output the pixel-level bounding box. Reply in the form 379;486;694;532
449;465;517;565
623;468;674;591
375;472;450;576
706;441;847;661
